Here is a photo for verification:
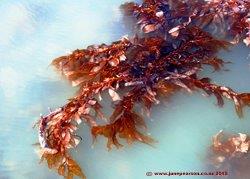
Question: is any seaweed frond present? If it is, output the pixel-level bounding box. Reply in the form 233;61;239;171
35;0;250;178
121;0;250;45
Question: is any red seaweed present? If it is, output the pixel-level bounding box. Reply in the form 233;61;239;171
121;0;250;45
35;0;250;178
209;131;250;178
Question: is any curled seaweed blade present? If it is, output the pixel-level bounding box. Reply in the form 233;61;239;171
67;158;86;179
41;153;86;179
203;57;226;71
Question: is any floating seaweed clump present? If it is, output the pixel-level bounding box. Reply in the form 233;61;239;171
122;0;250;45
35;0;250;178
209;130;250;178
122;0;250;46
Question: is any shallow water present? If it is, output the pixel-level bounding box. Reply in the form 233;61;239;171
0;1;249;179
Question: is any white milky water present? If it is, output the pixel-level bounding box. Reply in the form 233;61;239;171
0;1;249;179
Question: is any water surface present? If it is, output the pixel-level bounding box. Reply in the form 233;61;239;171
0;1;250;179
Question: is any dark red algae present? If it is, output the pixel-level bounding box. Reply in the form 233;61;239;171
34;0;250;178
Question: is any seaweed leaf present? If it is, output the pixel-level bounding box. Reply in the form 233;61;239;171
67;158;86;179
91;113;154;150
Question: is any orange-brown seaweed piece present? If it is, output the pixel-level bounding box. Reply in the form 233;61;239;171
209;131;250;178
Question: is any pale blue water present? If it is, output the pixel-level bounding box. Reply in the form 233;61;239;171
0;1;249;179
